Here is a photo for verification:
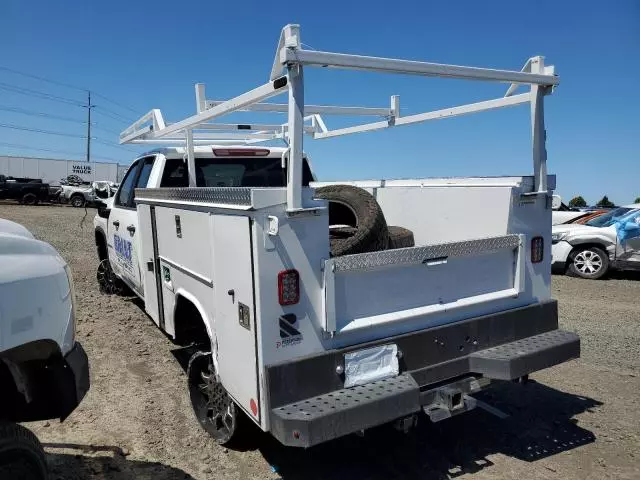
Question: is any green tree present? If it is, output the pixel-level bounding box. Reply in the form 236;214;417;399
596;195;615;208
634;197;640;204
568;196;587;208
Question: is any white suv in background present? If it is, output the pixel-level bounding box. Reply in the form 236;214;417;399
552;204;640;279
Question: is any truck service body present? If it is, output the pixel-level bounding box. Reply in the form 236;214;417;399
94;24;579;448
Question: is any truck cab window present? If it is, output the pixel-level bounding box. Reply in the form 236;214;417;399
160;159;188;188
160;157;314;188
132;157;155;202
115;161;140;207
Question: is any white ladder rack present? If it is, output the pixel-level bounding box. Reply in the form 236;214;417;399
120;24;559;212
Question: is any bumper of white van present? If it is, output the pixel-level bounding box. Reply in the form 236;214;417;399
266;300;579;447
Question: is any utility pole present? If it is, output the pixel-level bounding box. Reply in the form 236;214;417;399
86;90;93;162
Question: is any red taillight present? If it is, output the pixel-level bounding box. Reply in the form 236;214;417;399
213;148;270;157
531;236;544;263
278;269;300;306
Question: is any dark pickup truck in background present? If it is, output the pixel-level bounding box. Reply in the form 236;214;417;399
0;175;52;205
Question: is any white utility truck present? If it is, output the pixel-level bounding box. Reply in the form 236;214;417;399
94;24;579;448
0;219;89;478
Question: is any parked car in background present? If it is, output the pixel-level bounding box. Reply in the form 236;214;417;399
61;181;118;207
552;209;587;225
0;175;50;205
0;219;90;479
552;204;640;279
570;209;607;225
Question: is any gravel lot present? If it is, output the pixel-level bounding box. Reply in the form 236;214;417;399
2;203;639;480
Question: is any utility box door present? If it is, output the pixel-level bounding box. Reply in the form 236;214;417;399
137;204;162;329
212;214;259;422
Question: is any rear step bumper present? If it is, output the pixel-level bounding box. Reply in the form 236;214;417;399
266;300;579;447
271;329;578;447
469;330;579;380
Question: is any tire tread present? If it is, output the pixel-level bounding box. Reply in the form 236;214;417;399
0;421;48;480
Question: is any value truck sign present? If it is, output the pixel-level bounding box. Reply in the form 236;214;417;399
71;164;92;175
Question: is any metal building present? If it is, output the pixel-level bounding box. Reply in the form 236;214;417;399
0;155;128;185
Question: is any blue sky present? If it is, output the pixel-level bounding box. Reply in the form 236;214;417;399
1;0;638;204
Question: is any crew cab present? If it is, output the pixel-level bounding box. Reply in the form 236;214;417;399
94;146;314;297
94;25;579;449
552;203;640;279
0;175;50;205
0;219;90;478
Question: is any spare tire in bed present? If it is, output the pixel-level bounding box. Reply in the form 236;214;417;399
388;226;415;249
315;185;389;256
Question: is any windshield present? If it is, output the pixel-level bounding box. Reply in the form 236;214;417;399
160;157;314;188
586;207;633;228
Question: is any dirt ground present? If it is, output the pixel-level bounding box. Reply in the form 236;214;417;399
1;203;638;480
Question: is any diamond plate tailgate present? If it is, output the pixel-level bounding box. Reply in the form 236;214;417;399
469;330;580;380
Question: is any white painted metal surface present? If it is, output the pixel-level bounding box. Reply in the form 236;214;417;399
138;204;162;328
211;214;259;421
101;24;563;436
0;219;75;356
276;48;559;85
312;93;531;140
120;23;558;211
323;238;524;335
204;100;389;116
155;208;214;283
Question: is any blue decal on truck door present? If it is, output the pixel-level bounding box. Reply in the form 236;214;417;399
114;234;133;271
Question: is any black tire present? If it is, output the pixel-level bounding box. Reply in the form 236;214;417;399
96;259;126;295
315;185;389;256
187;351;252;448
21;193;37;205
0;422;48;480
70;194;85;208
568;246;609;279
388;226;415;249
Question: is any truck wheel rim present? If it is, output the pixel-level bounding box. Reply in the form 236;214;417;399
96;259;122;294
189;353;236;441
200;363;235;436
574;250;602;274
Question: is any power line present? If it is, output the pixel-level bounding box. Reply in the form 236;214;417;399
0;81;85;107
92;138;140;153
92;125;121;135
0;104;87;124
93;105;135;123
0;123;135;153
0;103;124;142
0;141;125;163
0;122;86;138
0;65;141;115
92;91;141;115
0;141;84;156
0;66;86;92
92;108;131;124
